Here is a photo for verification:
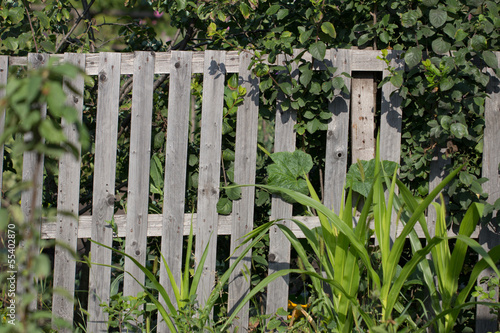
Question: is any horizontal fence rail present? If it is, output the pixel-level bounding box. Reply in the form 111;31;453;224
0;49;499;333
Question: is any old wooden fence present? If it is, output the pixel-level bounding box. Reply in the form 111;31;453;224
0;49;499;332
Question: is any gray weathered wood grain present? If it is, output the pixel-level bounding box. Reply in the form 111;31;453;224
19;54;48;312
266;51;300;317
477;52;500;333
351;72;376;162
379;50;404;244
52;53;85;332
228;51;260;331
157;51;192;333
195;50;226;309
123;51;155;304
87;53;121;333
41;213;479;240
323;49;351;213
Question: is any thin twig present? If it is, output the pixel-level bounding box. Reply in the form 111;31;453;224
22;1;39;53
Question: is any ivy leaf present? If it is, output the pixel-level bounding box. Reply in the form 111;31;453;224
482;51;498;69
429;9;447;28
404;46;422;68
321;22;336;38
309;41;326;61
450;123;468;139
432;37;451;54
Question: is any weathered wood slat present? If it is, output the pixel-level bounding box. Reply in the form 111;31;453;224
52;53;86;332
123;52;155;302
351;71;376;162
427;147;451;237
158;51;192;333
323;49;351;213
477;52;500;333
6;49;394;75
19;54;48;312
228;51;260;330
0;56;7;193
87;53;121;333
266;51;300;317
195;50;226;308
379;51;404;243
40;213;480;240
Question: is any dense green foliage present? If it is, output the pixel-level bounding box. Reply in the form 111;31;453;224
1;0;500;331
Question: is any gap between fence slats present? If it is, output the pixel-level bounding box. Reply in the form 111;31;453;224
476;52;500;333
267;50;300;317
323;49;351;213
158;50;192;333
195;50;226;309
52;53;85;332
87;53;121;333
228;51;260;331
123;51;155;304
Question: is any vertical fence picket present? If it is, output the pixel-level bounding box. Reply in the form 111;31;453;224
379;51;404;242
266;51;300;317
19;53;48;312
195;50;226;308
123;52;155;304
351;72;376;162
87;53;121;333
324;49;351;213
228;51;260;331
477;53;500;333
52;53;86;331
158;51;192;333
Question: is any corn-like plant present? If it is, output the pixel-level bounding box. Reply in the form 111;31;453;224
225;135;500;332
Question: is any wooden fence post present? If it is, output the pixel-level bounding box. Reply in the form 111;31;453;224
123;51;155;305
158;51;192;333
87;53;121;333
477;52;500;333
266;50;300;317
228;51;260;331
52;53;86;332
195;50;226;309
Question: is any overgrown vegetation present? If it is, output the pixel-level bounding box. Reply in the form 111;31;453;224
1;0;500;332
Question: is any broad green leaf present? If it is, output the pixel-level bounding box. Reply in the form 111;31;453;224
176;0;187;10
34;11;51;29
299;29;313;44
226;185;242;200
439;76;454;91
482;51;498;69
267;150;313;199
300;68;313;86
450;123;468;139
309;41;326;61
390;71;403;88
404;46;422;68
432;37;451;54
278;81;292;95
331;76;345;90
217;197;232;214
207;22;217;36
40;119;67;143
321;22;336;38
440;115;451;130
422;0;439;6
277;8;289;20
345;159;398;197
471;34;487;51
266;4;280;15
401;10;419;27
429;9;447;28
455;29;468;42
228;73;239;90
239;2;250;19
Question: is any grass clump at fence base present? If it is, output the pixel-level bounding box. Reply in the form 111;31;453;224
225;137;500;332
